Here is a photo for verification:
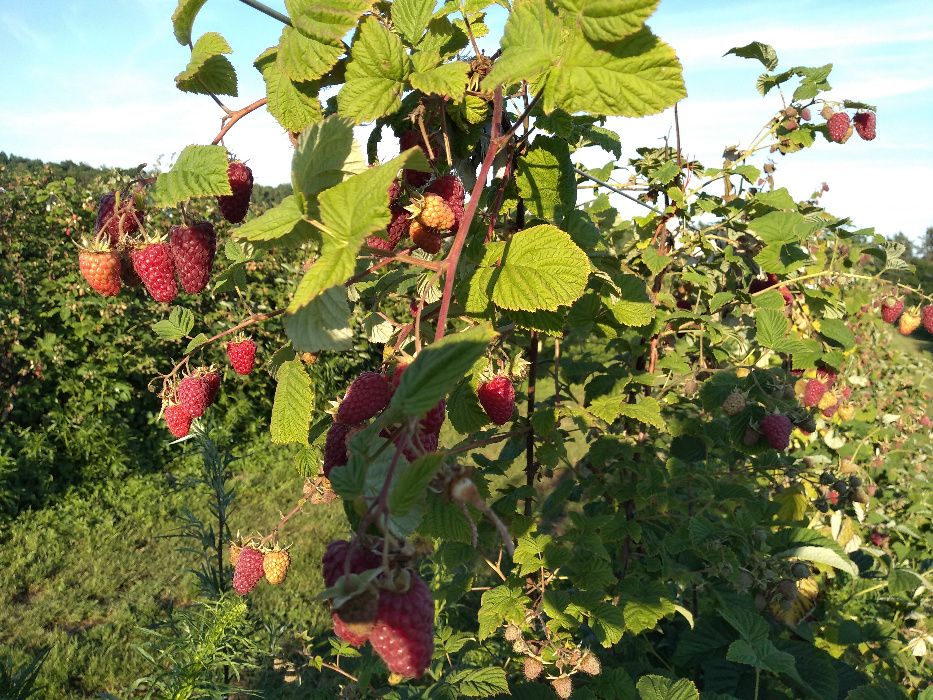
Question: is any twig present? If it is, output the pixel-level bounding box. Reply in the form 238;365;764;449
212;98;269;145
321;661;358;683
236;0;292;25
524;332;539;517
260;495;309;546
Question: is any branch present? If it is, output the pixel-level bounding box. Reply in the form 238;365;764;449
236;0;292;25
212;98;269;145
523;332;539;516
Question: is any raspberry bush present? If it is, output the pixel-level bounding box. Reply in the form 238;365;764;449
62;1;933;697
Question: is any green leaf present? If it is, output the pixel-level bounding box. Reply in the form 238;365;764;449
636;675;699;700
755;241;810;275
621;581;676;634
392;0;435;45
288;148;428;312
283;286;354;352
611;275;656;327
448;667;510;697
482;0;562;87
338;17;411;123
175;32;237;96
724;41;779;71
748;210;816;244
233;195;316;245
720;606;769;641
172;0;208;45
755;309;789;349
846;682;911;700
513;534;553;575
285;0;373;44
255;48;323;133
554;0;660;42
818;318;855;350
409;61;470;97
726;638;799;678
270;360;314;445
276;26;344;83
587;601;627;647
491;225;590;312
589;395;665;430
515;136;576;222
185;333;209;354
478;586;532;640
291;116;367;219
888;567;924;597
391;324;496;418
152;306;195;340
389;453;445;516
152;145;231;207
774;545;857;577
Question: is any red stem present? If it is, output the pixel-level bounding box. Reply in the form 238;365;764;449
212;98;269;145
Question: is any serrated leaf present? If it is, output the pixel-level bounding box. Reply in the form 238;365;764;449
291;116;367;219
515;136;576;223
724;41;779;71
338;17;411;123
448;667;509;697
391;324;495;418
589;395;665;430
233;195;316;245
392;0;435;45
175;32;237;96
755;309;789;349
726;638;799;678
490;225;589;312
152;306;195;340
409;61;470;97
255;48;323;133
587;601;626;646
277;26;344;83
477;586;531;640
283;286;354;352
720;606;769;641
774;545;858;577
622;581;676;634
513;534;553;575
172;0;208;45
270;360;314;444
636;675;699;700
285;0;373;45
748;210;816;244
152;145;231;207
554;0;659;42
389;453;444;516
818;318;855;350
611;275;656;327
185;333;209;354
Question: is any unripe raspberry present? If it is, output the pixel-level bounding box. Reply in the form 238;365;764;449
523;656;544;680
579;651;601;676
551;676;573;699
263;549;291;585
899;312;920;335
410;219;443;254
722;390;746;416
504;623;522;642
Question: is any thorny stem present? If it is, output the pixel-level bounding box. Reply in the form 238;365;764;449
212;98;269;145
753;270;931;302
350;246;443;285
448;427;529;455
321;661;358;684
434;87;503;340
523;332;539;517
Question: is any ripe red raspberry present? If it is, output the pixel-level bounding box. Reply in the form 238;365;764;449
821;402;839;418
131;243;177;303
416;194;456;231
232;546;265;595
880;298;904;324
322;540;383;646
218;161;254;223
869;530;889;547
164;403;192;438
78;249;122;296
478;375;516;425
410;220;443;254
748;273;780;294
178;375;210;418
760;413;793;451
921;305;933;334
399;130;436;186
323;421;352;477
803;379;827;408
421;400;446;433
226;337;257;375
337;372;391;424
367;207;409;251
426;175;465;231
370;572;435;677
202;369;221;405
169;221;216;294
95;189;144;245
853;111;876;141
826;112;851;143
815;368;837;386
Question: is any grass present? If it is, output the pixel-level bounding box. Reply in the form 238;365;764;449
0;434;349;698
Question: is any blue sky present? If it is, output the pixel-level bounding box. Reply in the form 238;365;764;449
2;0;931;239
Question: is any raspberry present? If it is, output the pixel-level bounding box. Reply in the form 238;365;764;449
131;243;177;303
826;112;850;143
421;400;446;433
323;421;352;477
760;413;792;451
370;572;435;677
803;379;827;408
333;588;380;646
800;107;812;121
410;220;443;254
551;676;573;699
742;427;760;446
120;251;141;287
218;161;254;224
389;363;408;392
579;651;601;676
416;194;455;230
226;337;257;375
78;249;122;296
232;546;265;595
337;372;391;424
722;390;746;416
263;549;291;585
821;402;839;418
477;375;516;425
322;540;382;646
853;111;876;141
164;403;192;438
366;181;409;251
869;530;888;548
178;375;210;418
399;130;436;186
880;298;904;324
95;189;144;245
749;273;780;294
922;305;933;334
815;368;837;386
899;312;920;336
523;657;543;680
201;369;221;405
169;221;216;294
426;175;465;231
795;414;816;434
229;542;242;567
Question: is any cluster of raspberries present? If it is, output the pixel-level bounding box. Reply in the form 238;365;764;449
880;297;933;337
823;107;876;144
323;540;434;678
78;160;252;302
364;130;466;256
231;541;291;594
